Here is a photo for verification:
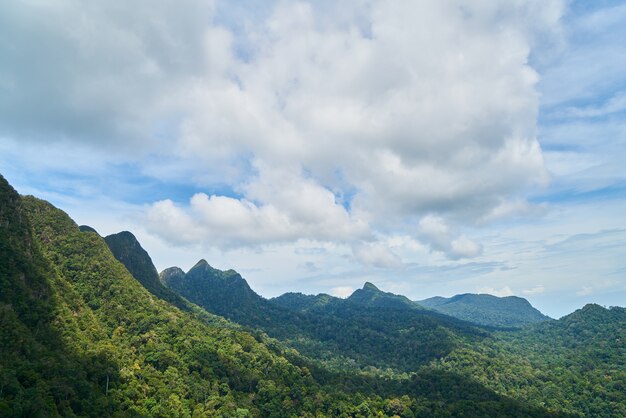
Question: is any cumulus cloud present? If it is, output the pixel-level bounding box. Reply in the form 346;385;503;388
352;242;402;269
477;286;515;297
329;286;354;298
145;164;369;247
1;0;566;256
522;285;545;295
418;215;483;259
0;0;215;148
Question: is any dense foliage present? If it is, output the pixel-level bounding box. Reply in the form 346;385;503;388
432;304;626;417
161;262;488;372
344;283;420;311
416;293;551;328
104;230;191;312
270;292;341;313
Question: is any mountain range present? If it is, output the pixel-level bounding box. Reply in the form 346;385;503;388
416;293;551;328
1;173;624;417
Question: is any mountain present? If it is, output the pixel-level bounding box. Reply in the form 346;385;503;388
272;283;423;314
104;231;190;311
162;262;626;415
416;293;551;328
160;260;289;329
347;282;422;310
436;303;626;417
0;176;112;416
78;224;99;234
271;292;341;313
164;265;489;371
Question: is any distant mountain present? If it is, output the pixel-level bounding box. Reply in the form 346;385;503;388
347;282;422;310
273;283;423;313
163;266;488;371
160;260;286;328
78;224;99;234
271;292;340;313
416;293;550;328
104;231;191;311
438;303;626;417
530;303;624;350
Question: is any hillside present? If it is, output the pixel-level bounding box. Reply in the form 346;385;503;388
435;304;626;417
416;293;551;328
347;282;422;310
271;292;341;313
104;231;191;312
159;253;625;417
0;176;112;416
162;261;491;372
271;282;420;313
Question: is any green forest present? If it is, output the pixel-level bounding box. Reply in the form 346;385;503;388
1;174;625;417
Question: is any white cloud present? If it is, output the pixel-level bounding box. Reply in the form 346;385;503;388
481;199;548;223
329;286;354;298
477;286;514;297
418;215;483;259
557;91;626;119
522;285;545;295
352;242;402;269
1;0;566;253
576;286;593;296
145;164;369;247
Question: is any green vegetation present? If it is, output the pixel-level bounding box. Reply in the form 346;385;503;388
416;293;551;328
160;251;625;417
433;304;626;417
344;282;422;311
1;173;623;417
104;230;191;312
161;263;489;372
271;292;340;313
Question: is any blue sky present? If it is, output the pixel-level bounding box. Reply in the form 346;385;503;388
1;0;625;318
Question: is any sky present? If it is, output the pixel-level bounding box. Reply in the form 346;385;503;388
1;0;625;318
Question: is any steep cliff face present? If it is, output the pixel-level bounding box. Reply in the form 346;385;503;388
104;230;190;311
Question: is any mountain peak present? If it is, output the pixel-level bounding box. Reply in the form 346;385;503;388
363;282;379;291
161;266;185;277
192;259;210;269
116;230;138;240
105;231;191;311
348;283;419;310
79;225;99;234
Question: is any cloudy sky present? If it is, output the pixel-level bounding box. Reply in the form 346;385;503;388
2;0;625;318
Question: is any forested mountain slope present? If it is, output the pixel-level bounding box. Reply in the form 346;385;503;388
416;293;551;327
433;304;626;417
0;177;112;416
161;262;489;372
104;230;191;311
161;256;626;417
346;282;421;310
270;292;341;313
